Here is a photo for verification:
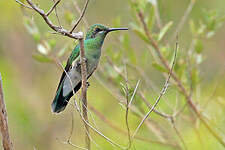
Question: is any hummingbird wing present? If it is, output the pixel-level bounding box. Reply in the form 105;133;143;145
51;45;81;113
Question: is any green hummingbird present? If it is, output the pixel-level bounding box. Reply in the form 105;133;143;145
52;24;128;113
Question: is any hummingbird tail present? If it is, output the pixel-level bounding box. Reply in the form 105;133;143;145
51;82;82;113
51;83;72;113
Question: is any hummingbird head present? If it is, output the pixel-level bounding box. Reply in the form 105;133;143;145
85;24;128;40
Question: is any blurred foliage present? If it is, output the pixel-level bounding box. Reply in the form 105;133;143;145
0;0;225;150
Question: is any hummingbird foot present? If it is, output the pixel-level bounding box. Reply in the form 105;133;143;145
86;82;90;87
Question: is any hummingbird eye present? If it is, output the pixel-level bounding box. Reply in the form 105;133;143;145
95;28;101;32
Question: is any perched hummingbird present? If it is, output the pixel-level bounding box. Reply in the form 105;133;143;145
52;24;128;113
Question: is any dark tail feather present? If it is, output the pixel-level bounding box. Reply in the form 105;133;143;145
51;82;82;113
51;83;71;113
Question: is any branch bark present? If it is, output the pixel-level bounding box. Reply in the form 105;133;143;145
79;36;90;149
0;73;13;150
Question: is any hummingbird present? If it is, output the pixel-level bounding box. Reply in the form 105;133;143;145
52;24;128;113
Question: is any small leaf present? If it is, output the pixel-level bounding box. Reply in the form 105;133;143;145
158;21;173;41
32;54;52;63
147;6;155;30
130;23;149;43
152;62;167;73
23;17;40;42
194;39;203;54
37;44;48;55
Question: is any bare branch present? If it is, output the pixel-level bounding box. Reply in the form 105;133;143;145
132;36;178;139
89;105;181;150
46;0;61;16
0;73;13;150
16;0;84;39
72;0;89;28
79;36;90;149
15;0;32;9
70;0;90;33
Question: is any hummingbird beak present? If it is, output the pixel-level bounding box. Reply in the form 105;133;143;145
107;28;128;33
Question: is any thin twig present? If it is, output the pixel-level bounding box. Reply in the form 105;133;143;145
67;113;74;142
72;0;89;28
70;0;90;33
17;0;84;39
79;37;90;149
15;0;32;9
137;10;225;147
89;105;181;150
46;0;61;16
51;0;62;27
170;118;188;150
132;36;178;140
0;73;13;150
123;64;131;149
170;0;195;42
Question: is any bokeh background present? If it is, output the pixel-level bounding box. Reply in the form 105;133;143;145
0;0;225;149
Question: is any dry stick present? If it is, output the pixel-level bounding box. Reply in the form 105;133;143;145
15;0;32;9
89;105;181;150
46;0;61;16
51;0;62;27
123;64;132;149
79;37;90;149
95;67;169;142
137;10;225;147
122;65;140;149
19;0;84;39
70;0;90;33
72;0;89;28
131;36;178;140
0;73;13;150
140;92;188;150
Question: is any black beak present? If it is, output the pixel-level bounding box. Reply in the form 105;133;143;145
107;28;128;33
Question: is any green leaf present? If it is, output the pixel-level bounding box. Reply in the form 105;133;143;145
48;39;57;49
37;42;50;55
130;23;149;43
158;21;173;41
32;54;52;63
194;39;203;54
37;44;47;55
23;17;40;42
147;6;155;30
152;62;167;73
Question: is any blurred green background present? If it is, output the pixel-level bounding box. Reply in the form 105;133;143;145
0;0;225;150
